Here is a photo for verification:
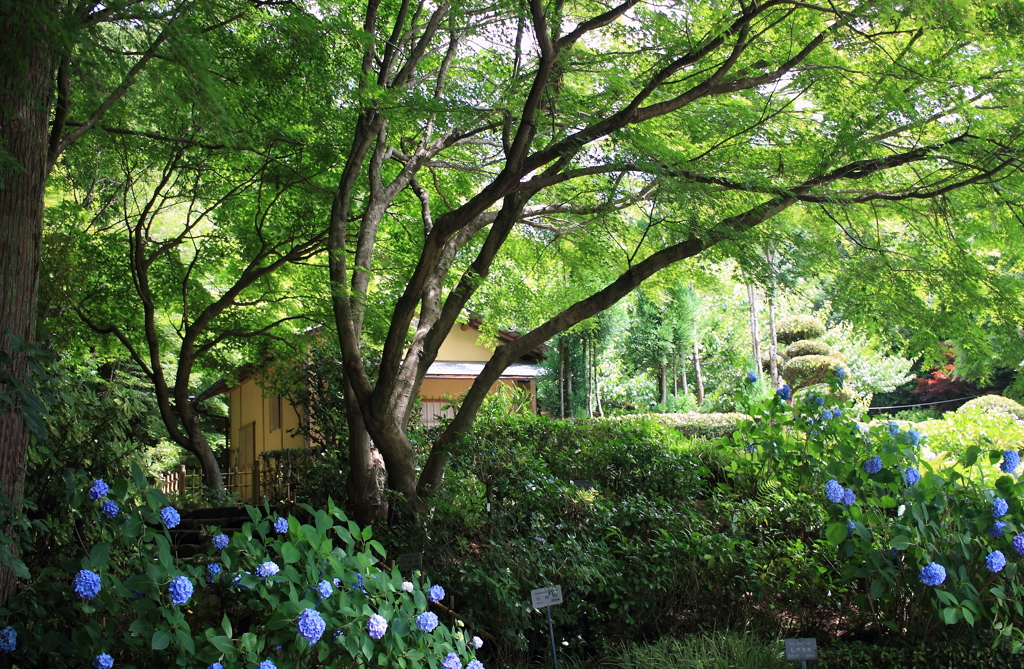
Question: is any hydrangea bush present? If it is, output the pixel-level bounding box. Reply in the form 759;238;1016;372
0;465;482;668
721;373;1024;650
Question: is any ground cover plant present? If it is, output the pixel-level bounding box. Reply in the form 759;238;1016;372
0;467;483;669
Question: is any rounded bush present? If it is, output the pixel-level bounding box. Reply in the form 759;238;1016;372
784;340;833;358
782;355;841;388
958;394;1024;421
776;315;826;344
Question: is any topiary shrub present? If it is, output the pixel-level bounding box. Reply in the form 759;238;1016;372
959;395;1024;422
651;412;748;440
776;315;826;345
782;355;840;389
784;340;833;358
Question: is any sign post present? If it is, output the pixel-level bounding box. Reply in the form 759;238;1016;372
398;552;423;572
784;638;817;669
530;586;563;669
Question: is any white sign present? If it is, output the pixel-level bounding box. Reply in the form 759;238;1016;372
531;585;563;608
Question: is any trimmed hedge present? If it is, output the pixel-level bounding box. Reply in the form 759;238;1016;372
784;339;833;358
782;354;839;388
959;394;1024;421
776;315;826;344
651;411;747;440
818;637;1020;669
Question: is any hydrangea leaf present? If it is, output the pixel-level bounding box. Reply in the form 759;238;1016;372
890;536;912;551
151;629;171;650
826;522;848;546
942;607;960;625
280;542;300;564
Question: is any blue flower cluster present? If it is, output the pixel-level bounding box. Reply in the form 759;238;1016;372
442;653;462;669
906;429;921;446
205;564;221;584
101;500;120;519
833;365;846;380
212;533;229;550
209;663;223;669
0;626;15;652
846;521;855;538
987;550;1007;573
919;562;946;586
316;579;333;599
367;613;388;640
256;561;280;579
472;636;484;649
825;480;844;504
428;584;445;603
168;576;193;606
776;384;791;400
273;517;289;534
232;572;251;590
468;660;484;669
993;497;1009;518
88;479;109;500
812;395;825;407
417;611;439;633
746;370;758;383
903;466;921;486
297;608;326;645
1000;450;1021;474
352;573;366;592
842;489;856;506
258;661;276;669
989;521;1008;537
73;569;102;600
160;506;180;529
820;409;833;421
94;653;114;669
1014;533;1024;556
887;421;899;436
863;456;882;475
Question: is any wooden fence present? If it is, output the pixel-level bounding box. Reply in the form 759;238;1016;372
158;464;260;504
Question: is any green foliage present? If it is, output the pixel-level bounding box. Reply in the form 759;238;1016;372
784;340;833;358
721;385;1024;647
646;412;748;440
609;633;787;669
817;635;1015;669
775;316;826;345
960;395;1024;422
4;467;473;668
782;355;841;389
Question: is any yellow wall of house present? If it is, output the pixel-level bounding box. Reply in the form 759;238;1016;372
227;377;304;502
435;325;496;361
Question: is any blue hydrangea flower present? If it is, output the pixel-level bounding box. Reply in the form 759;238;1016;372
467;661;484;669
209;664;223;669
417;611;439;633
316;579;333;599
1000;450;1021;474
993;497;1009;518
919;562;946;586
846;521;855;538
168;576;193;606
833;365;846;380
73;569;102;600
160;506;180;529
258;661;276;669
1013;533;1024;556
428;584;445;603
851;422;862;433
986;550;1007;573
205;563;222;584
442;653;462;669
212;533;229;550
352;572;366;592
903;466;921;486
887;421;900;436
94;653;114;669
776;384;791;400
842;488;856;507
273;517;289;534
367;613;388;640
746;370;758;383
472;636;483;649
989;521;1008;537
101;500;119;519
297;608;326;645
88;479;109;500
814;395;825;407
863;456;882;475
825;480;844;504
832;407;843;418
820;409;833;421
906;429;922;446
232;572;251;590
256;561;279;579
0;626;15;652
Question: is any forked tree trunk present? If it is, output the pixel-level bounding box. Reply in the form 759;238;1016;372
344;380;389;527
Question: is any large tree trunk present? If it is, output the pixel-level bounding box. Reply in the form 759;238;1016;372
693;341;705;406
0;1;57;607
747;284;762;375
659;362;668;406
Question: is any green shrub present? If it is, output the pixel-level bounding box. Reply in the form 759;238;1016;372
4;467;475;669
784;340;833;358
817;635;1016;669
651;412;747;440
775;315;826;345
959;395;1024;422
782;355;841;389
